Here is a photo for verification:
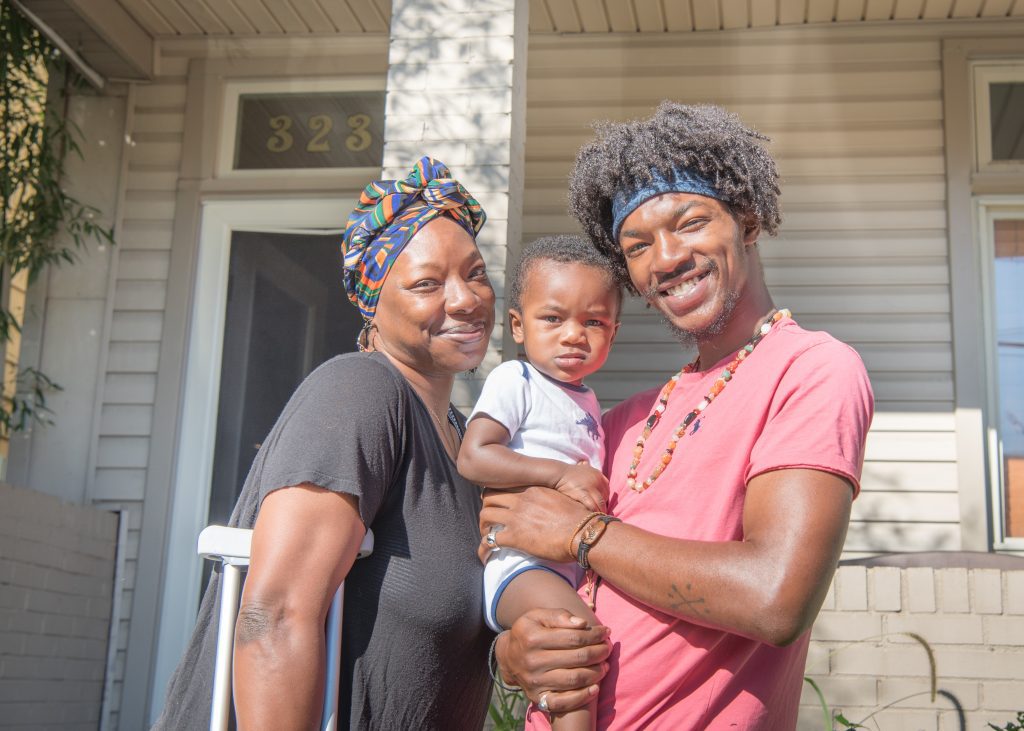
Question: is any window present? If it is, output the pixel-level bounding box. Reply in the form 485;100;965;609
215;78;384;179
980;205;1024;545
974;63;1024;172
233;91;384;171
989;83;1024;162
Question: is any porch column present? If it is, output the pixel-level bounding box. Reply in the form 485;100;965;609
383;0;528;409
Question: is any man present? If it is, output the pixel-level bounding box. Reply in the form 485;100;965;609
484;103;873;729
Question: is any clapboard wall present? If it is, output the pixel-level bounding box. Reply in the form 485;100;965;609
88;69;179;729
522;27;959;556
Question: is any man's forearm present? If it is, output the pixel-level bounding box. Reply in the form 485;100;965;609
234;605;326;730
585;471;851;646
583;523;804;644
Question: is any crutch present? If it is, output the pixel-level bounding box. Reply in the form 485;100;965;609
198;525;375;731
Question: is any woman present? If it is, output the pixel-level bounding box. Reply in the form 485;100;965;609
153;157;497;730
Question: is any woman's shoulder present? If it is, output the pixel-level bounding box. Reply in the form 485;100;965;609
285;352;410;419
305;351;406;392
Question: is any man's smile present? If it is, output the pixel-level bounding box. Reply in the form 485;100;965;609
663;269;712;297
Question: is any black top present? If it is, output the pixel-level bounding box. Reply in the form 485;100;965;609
153;352;493;731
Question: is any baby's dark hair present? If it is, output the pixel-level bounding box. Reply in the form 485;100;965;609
508;235;623;316
568;102;781;293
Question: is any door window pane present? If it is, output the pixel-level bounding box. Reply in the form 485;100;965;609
207;231;363;527
994;219;1024;537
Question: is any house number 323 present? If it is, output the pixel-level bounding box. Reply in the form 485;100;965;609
266;113;372;153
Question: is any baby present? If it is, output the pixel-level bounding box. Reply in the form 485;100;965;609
458;234;621;731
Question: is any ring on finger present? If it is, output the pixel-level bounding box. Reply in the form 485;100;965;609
484;526;501;552
538;692;550;713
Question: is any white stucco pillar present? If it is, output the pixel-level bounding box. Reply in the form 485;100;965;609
382;0;528;410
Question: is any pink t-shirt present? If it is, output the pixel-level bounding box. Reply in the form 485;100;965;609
526;318;873;731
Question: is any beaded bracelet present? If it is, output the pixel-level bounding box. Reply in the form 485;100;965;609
566;512;602;560
488;632;522;692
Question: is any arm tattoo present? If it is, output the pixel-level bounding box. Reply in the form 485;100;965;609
668;582;711;617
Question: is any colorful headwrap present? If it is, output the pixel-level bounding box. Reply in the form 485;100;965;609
341;156;486;321
611;166;723;241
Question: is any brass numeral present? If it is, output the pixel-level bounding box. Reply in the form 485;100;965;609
345;113;371;152
263;110;373;157
266;115;294;152
306;114;332;152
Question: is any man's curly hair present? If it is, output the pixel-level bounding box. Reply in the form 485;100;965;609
568;102;781;293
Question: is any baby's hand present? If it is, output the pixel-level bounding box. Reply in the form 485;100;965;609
553;463;609;513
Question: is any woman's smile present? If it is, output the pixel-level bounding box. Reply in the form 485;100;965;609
438;320;489;344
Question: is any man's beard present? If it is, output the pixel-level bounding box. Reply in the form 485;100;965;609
655;289;741;347
642;260;741;347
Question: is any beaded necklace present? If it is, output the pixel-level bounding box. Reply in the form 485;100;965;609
625;309;791;492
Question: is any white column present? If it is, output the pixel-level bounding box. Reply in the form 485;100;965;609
383;0;528;410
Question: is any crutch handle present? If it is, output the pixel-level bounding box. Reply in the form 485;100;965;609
198;525;252;566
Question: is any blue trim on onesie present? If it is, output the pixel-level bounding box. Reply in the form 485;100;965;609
536;367;590;394
487;564;573;631
518;360;530;380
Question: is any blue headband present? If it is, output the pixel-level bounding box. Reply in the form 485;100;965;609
611;168;722;241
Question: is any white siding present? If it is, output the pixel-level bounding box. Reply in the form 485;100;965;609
524;30;957;554
88;60;186;728
93;73;184;507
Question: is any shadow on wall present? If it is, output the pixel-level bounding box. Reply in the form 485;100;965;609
384;5;520;197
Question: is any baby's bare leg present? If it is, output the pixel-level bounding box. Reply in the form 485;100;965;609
496;569;598;731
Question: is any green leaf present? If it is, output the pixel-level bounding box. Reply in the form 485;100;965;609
803;676;832;731
834;713;865;729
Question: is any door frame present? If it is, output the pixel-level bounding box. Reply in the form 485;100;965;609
150;198;347;711
976;197;1024;551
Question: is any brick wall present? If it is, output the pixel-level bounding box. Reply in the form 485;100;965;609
0;483;119;730
799;564;1024;730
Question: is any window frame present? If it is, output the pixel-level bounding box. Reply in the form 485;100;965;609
215;76;385;181
973;62;1024;174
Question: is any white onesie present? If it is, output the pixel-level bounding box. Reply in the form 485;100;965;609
468;359;605;632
